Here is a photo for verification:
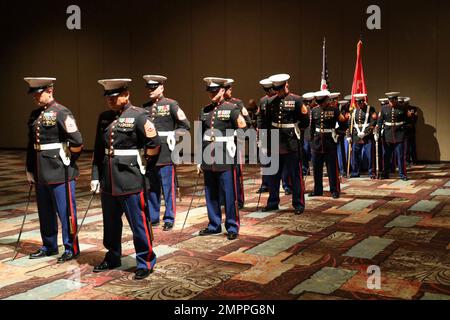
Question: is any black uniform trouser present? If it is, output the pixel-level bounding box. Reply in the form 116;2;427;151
312;149;341;195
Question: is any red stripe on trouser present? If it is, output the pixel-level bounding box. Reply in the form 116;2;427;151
298;158;305;207
402;143;407;175
239;164;244;202
335;157;341;193
172;167;176;218
233;168;240;228
68;182;78;254
139;192;153;270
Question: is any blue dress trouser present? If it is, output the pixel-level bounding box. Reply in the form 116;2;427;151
101;192;156;270
204;169;239;235
383;142;407;179
148;165;177;224
35;180;79;254
267;152;305;209
351;141;375;177
312;149;341;195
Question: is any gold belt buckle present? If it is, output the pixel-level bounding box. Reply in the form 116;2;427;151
34;144;41;151
211;136;216;142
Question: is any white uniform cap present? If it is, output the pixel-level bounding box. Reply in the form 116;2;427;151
385;92;401;98
268;74;290;88
329;92;341;99
259;79;273;89
224;78;235;87
404;97;411;103
314;90;331;99
353;93;368;100
143;75;167;85
24;77;56;93
203;77;227;92
98;79;132;96
339;100;350;105
302;92;316;101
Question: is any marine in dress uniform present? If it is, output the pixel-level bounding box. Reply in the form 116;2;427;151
404;97;418;166
198;77;247;241
376;92;409;181
142;75;190;231
256;78;276;194
337;99;350;178
25;77;83;263
91;79;161;280
261;74;309;215
224;79;252;209
309;90;348;199
301;92;315;177
348;94;378;179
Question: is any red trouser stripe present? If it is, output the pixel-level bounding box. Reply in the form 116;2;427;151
140;192;153;270
233;168;240;228
172;166;177;218
335;157;341;193
68;182;78;254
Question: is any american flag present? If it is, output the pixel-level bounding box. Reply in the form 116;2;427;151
320;37;330;91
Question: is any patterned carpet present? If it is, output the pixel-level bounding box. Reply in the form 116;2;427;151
0;150;449;300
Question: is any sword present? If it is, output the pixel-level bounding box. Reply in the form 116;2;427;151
11;184;33;261
177;172;202;243
72;185;99;244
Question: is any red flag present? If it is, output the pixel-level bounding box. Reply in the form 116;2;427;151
350;40;368;108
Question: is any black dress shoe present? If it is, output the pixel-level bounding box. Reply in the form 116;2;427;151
227;232;238;241
294;207;305;215
57;251;79;264
163;222;174;231
332;193;340;199
308;192;323;197
93;260;121;273
262;205;279;212
29;249;58;259
284;189;293;196
199;228;221;236
134;268;153;280
401;177;408;181
151;221;160;227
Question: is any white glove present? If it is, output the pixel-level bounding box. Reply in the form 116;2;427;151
26;171;35;184
90;180;100;193
346;137;352;145
196;164;203;175
374;133;380;142
167;132;176;151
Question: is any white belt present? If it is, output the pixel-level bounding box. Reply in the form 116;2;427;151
157;131;176;151
316;128;334;134
34;143;71;167
203;135;236;158
271;123;301;139
104;149;146;175
34;143;63;151
271;123;296;129
385;121;404;126
203;135;235;142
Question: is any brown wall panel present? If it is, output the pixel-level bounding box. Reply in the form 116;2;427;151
436;0;450;160
0;0;448;160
